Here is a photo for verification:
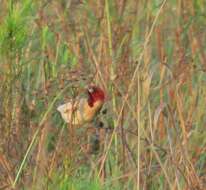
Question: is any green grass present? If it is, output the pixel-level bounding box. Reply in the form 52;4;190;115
0;0;206;189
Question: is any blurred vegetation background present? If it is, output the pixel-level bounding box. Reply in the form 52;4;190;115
0;0;206;189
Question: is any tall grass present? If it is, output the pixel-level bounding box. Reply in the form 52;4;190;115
0;0;206;189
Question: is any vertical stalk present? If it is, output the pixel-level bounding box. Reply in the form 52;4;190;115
35;26;47;91
53;35;60;78
105;0;118;161
137;73;140;190
6;0;14;128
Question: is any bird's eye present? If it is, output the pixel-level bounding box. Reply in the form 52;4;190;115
88;87;94;93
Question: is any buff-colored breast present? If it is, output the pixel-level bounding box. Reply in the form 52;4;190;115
82;100;104;123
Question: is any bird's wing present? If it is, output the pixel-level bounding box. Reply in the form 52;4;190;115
57;100;78;123
57;98;86;124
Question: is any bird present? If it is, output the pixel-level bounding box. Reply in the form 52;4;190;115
57;86;105;125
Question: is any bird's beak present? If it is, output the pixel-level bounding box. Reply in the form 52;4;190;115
88;87;94;93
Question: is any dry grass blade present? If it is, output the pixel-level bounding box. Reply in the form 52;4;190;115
97;0;167;179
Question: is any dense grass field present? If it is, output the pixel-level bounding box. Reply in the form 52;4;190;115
0;0;206;189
